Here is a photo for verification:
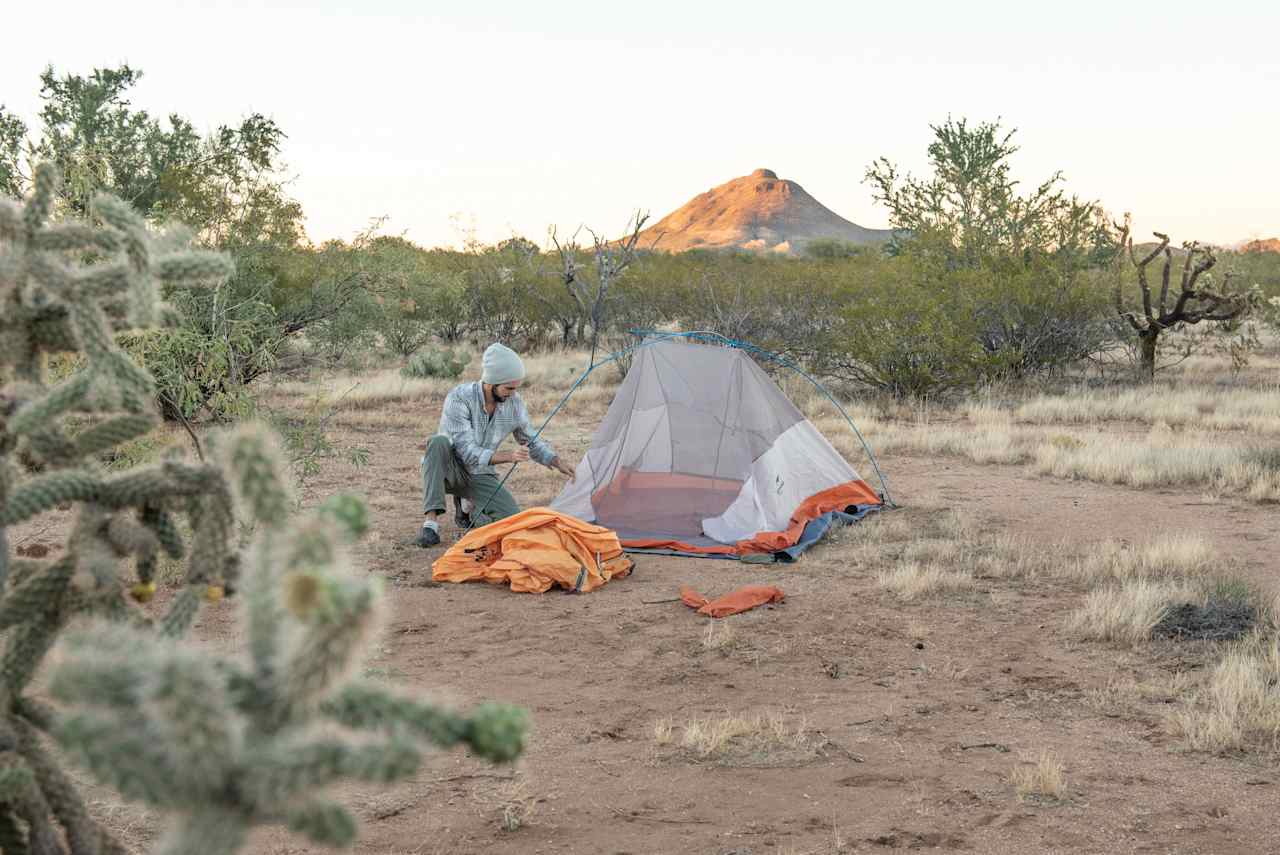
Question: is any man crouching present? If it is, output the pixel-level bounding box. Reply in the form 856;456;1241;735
417;342;576;547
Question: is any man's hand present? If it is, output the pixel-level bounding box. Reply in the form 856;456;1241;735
492;448;530;465
550;456;576;479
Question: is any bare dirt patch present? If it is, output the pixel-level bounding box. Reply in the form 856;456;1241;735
20;360;1280;854
202;418;1278;854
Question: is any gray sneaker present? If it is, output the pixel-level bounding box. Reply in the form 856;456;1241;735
415;526;440;548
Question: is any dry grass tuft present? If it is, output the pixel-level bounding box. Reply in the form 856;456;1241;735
495;777;540;832
862;415;1280;502
837;509;914;547
701;619;740;652
925;508;977;541
663;711;815;765
898;538;961;564
974;533;1053;580
829;396;1280;502
813;504;1049;588
1014;385;1280;435
1066;579;1199;645
1071;534;1217;585
1011;750;1067;802
876;562;976;601
849;416;1033;467
680;712;805;755
1084;674;1193;718
1065;535;1262;646
1168;633;1280;754
1034;428;1280;501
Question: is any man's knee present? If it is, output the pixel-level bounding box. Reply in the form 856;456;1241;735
426;434;453;457
424;435;461;472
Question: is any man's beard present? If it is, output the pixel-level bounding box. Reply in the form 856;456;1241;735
492;388;510;403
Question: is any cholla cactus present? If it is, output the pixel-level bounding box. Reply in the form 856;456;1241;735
1;163;239;855
1;166;526;855
49;425;525;855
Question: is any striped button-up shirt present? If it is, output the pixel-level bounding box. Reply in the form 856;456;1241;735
436;381;557;475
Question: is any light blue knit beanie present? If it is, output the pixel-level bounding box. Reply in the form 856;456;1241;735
481;343;526;385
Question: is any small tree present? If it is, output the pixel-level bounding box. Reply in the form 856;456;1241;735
864;118;1118;382
865;117;1112;269
1114;218;1257;379
551;212;648;363
0;65;301;246
462;237;550;348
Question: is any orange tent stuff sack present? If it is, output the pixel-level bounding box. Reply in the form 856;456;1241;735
431;507;634;593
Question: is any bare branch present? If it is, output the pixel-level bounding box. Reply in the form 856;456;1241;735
643;229;667;251
1185;246;1216;292
1129;232;1169;322
1178;240;1198;292
1115;222;1253;380
1157;245;1172;315
550;225;588;316
1119;311;1145;332
1113;217;1133;325
1170;245;1216;320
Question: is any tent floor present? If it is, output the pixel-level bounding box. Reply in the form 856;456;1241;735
591;476;743;542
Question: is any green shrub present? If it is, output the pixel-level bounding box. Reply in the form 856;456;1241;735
402;347;470;379
117;326;267;421
969;261;1115;380
815;257;986;398
377;277;447;357
308;285;381;362
804;238;871;260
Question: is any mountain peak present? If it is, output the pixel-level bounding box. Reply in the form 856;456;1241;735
635;169;890;254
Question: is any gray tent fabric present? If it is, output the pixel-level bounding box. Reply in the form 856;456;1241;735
551;339;876;552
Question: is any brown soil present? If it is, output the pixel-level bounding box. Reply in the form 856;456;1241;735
635;169;892;255
17;416;1280;853
228;423;1279;855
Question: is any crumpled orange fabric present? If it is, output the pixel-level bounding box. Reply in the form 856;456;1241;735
680;585;785;618
432;507;634;593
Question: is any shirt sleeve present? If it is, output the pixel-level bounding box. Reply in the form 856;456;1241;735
440;387;493;469
512;396;557;466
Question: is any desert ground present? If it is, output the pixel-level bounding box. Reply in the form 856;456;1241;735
15;345;1280;855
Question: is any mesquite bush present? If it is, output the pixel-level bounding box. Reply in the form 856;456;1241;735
0;165;525;855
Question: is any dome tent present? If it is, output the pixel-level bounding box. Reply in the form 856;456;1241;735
549;335;885;559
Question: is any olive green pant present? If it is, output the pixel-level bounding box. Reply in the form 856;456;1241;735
421;435;519;526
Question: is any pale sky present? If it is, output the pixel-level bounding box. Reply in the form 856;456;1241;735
4;1;1277;248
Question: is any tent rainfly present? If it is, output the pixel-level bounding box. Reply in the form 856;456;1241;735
550;338;883;559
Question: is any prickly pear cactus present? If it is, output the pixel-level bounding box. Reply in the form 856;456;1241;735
0;166;526;855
